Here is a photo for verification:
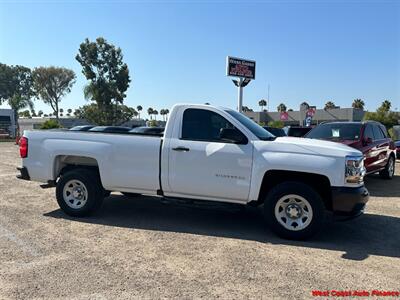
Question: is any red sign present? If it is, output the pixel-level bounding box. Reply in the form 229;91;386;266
280;112;289;121
306;108;316;117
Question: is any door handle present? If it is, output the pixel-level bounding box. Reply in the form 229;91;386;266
172;146;190;152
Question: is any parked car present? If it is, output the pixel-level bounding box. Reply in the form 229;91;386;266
17;104;369;240
306;121;396;179
69;125;95;131
88;126;132;133
284;126;313;137
263;126;286;137
395;140;400;159
130;126;164;135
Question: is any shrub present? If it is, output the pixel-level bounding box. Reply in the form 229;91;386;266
40;119;62;129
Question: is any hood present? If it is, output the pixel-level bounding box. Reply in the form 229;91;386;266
254;137;362;158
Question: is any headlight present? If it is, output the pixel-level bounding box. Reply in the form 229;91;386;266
345;156;365;184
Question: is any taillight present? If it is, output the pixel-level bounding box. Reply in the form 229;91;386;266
19;137;28;158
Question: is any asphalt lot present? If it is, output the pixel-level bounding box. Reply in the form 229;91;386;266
0;142;399;299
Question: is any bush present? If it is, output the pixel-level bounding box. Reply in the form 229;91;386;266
267;120;285;128
40;119;62;129
148;120;158;127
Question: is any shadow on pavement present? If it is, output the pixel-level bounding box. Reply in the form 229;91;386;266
364;173;400;198
44;194;400;261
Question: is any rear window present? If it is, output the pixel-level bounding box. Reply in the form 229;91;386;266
306;123;362;141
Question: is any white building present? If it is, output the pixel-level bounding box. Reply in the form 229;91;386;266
0;109;16;138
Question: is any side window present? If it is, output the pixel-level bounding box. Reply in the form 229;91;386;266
372;125;385;140
379;125;388;138
181;109;237;142
363;125;374;140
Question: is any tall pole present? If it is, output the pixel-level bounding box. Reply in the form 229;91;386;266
238;77;244;113
267;84;270;111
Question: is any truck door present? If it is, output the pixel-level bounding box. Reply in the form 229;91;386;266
167;108;253;202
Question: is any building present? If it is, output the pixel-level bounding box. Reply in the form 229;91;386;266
244;106;365;126
0;109;16;138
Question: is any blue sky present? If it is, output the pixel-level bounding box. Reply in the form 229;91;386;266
1;0;399;116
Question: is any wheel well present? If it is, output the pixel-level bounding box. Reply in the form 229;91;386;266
54;155;100;179
257;170;332;210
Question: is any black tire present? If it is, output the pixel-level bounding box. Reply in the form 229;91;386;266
56;169;104;217
379;156;395;179
264;181;325;240
121;192;140;198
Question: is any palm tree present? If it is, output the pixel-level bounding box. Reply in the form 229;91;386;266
147;107;154;120
164;109;169;120
277;103;287;112
324;101;336;110
8;95;35;136
67;108;72;115
38;110;43;117
59;108;64;117
258;99;267;111
380;100;391;112
352;99;365;110
153;110;158;120
300;102;310;109
160;109;165;121
137;105;143;119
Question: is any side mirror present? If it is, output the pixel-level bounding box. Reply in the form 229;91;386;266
220;128;248;144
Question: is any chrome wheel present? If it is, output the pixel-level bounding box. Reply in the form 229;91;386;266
63;179;88;209
274;194;313;231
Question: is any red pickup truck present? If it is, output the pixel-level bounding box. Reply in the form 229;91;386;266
306;121;396;179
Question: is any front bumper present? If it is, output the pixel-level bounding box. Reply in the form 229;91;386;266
16;166;30;181
331;185;369;218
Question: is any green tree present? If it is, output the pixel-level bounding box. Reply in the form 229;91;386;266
301;102;310;109
74;109;81;118
76;37;131;125
258;99;267;111
137;105;142;119
21;110;31;118
153;110;158;120
59;108;64;117
242;106;253;112
38;110;43;117
78;103;135;125
364;101;399;131
32;66;76;121
267;120;285;128
41;119;62;129
324;101;336;110
147;107;154;120
352;99;365;110
277;103;287;112
380;100;392;113
0;64;35;136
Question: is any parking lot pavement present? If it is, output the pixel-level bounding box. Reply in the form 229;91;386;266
0;142;399;299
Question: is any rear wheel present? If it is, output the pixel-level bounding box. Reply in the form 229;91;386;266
264;181;325;240
379;156;395;179
56;169;104;217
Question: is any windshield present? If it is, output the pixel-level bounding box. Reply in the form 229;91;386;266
306;123;362;141
225;109;276;140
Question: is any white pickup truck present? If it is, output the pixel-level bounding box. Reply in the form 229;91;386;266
17;104;369;240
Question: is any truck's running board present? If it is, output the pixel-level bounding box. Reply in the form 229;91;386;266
40;180;56;189
161;196;246;212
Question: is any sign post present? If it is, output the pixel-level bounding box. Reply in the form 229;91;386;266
226;56;256;113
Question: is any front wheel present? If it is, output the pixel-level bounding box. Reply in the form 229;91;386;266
264;182;325;240
56;169;104;217
379;156;395;179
